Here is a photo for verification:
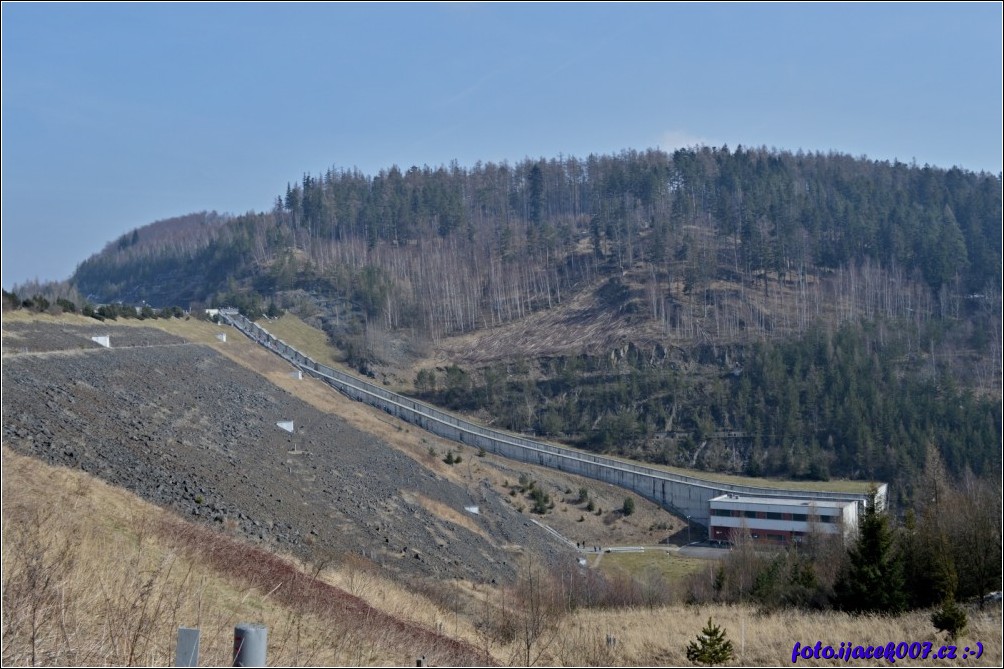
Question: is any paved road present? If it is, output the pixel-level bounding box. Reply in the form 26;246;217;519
570;541;731;563
677;543;732;559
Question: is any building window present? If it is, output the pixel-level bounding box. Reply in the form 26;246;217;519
792;513;807;522
743;510;758;519
765;512;783;520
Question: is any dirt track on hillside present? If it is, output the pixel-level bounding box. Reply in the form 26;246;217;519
2;320;573;585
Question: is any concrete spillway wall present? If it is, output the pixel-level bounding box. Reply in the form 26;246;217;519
221;313;886;526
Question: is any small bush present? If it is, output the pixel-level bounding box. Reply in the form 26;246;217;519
686;617;734;666
622;497;635;516
931;596;967;641
530;487;551;515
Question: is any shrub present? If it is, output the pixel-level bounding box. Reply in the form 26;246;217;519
622;497;635;516
530;487;551;515
82;305;103;321
931;596;967;641
415;368;436;393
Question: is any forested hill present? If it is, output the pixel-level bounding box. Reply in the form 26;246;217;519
75;148;1000;319
69;147;1002;499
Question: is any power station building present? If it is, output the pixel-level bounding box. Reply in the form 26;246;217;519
708;493;859;545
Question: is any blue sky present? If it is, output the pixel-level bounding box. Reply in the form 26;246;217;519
2;3;1001;289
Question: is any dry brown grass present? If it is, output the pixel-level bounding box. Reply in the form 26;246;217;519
399;491;491;541
253;314;344;369
1;310;228;343
2;311;99;327
551;604;1003;667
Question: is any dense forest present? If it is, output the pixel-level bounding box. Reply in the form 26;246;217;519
414;320;998;501
75;147;1000;332
63;146;1002;498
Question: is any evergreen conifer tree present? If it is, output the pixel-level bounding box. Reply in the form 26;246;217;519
931;593;967;641
834;491;907;613
685;617;734;666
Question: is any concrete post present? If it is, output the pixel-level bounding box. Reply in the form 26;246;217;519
175;627;200;667
233;623;267;667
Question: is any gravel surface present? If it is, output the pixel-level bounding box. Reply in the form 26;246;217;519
2;320;187;352
2;321;573;585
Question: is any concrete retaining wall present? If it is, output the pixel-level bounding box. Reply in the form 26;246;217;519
221;314;886;527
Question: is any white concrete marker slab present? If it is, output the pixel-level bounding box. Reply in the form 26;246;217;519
216;333;227;342
276;420;294;433
464;506;480;515
91;335;111;348
291;370;302;380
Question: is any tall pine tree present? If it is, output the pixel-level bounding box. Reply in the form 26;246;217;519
834;491;907;613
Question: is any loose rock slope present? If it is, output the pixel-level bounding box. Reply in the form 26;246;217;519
2;319;573;585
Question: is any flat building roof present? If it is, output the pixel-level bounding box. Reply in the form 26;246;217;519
710;494;856;509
